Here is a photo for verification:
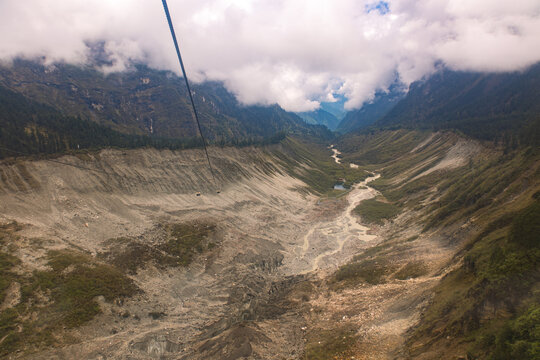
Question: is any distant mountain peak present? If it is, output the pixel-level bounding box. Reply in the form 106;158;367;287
296;108;340;131
336;85;406;133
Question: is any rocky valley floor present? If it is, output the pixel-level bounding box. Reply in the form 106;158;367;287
0;132;538;359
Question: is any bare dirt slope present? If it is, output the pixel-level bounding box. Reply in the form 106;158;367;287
0;145;383;359
0;132;488;359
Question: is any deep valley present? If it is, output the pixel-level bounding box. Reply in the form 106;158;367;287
1;129;537;359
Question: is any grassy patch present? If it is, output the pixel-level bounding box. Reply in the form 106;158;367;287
273;137;369;195
383;173;441;205
0;247;138;356
354;198;401;225
407;198;540;358
99;237;162;274
330;257;399;290
394;260;428;280
352;244;390;261
160;222;217;267
337;129;430;166
424;149;537;230
37;250;138;327
303;327;357;360
100;222;217;273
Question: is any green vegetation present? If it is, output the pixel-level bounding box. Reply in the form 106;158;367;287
425;148;538;230
273;137;369;195
35;250;138;328
0;220;217;355
336;128;539;358
303;327;357;360
347;132;538;231
101;222;217;273
98;237;155;274
338;130;463;208
331;257;399;289
0;85;207;159
0;225;138;356
353;198;401;225
374;173;442;207
509;200;540;247
161;222;217;266
0;85;295;161
375;65;540;147
0;60;331;159
490;304;540;360
337;129;428;166
408;198;540;359
394;260;428;280
338;130;456;192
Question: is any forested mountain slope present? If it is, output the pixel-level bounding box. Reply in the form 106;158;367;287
336;86;405;133
375;63;540;145
0;85;208;159
0;60;329;143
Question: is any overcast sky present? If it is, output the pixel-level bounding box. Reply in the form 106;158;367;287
1;0;540;111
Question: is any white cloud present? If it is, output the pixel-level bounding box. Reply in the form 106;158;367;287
0;0;539;111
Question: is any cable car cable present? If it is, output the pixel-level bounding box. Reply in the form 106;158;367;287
161;0;220;193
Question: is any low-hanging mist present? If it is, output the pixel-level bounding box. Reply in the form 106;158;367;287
1;0;540;112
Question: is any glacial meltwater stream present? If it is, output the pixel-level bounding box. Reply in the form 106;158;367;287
284;146;380;274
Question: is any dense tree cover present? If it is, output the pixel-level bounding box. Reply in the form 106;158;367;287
0;86;287;159
374;63;540;147
0;60;330;145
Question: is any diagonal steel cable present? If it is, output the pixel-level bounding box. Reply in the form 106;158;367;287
161;0;219;191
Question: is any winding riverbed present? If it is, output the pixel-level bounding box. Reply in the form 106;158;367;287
283;147;380;275
330;145;342;164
